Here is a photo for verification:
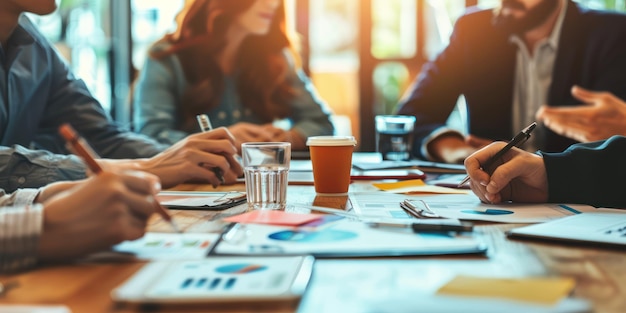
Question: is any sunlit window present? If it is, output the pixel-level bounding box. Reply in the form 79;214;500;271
27;0;626;137
371;0;416;59
373;62;410;114
131;0;184;70
309;0;359;70
574;0;626;10
29;0;111;111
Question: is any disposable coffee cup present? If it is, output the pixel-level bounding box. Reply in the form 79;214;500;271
306;136;357;196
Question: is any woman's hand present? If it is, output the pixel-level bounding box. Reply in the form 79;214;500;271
100;127;243;188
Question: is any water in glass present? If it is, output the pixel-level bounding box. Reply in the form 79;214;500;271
244;165;289;210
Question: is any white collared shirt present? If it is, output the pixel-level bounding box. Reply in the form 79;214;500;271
510;0;567;151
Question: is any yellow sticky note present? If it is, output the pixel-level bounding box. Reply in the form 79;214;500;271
437;275;576;305
372;179;426;190
372;179;468;194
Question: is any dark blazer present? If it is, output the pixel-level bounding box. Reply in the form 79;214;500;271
542;135;626;208
397;1;626;158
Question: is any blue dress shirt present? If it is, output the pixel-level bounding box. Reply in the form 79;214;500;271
0;15;166;192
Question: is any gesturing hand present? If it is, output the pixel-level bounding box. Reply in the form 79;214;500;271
536;86;626;142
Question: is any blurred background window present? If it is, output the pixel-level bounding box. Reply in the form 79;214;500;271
30;0;626;150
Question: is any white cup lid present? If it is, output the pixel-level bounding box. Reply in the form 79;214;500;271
306;136;357;146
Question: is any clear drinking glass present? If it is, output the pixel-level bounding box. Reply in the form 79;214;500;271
242;142;291;210
375;115;416;161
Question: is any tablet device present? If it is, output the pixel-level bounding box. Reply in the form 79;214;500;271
111;256;314;304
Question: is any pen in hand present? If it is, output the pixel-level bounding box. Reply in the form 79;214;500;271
196;114;226;185
458;122;537;187
58;123;182;233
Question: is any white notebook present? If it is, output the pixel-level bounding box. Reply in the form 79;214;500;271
508;211;626;246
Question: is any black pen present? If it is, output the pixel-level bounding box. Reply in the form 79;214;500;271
367;221;473;233
458;122;537;187
196;114;226;185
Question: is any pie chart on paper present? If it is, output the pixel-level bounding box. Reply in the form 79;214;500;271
268;229;358;242
461;209;514;215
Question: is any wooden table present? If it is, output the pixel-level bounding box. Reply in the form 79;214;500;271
1;182;625;313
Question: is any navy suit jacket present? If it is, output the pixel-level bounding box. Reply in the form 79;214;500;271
397;1;626;158
543;135;626;208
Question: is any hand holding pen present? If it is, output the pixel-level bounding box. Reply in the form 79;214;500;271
58;123;181;233
458;122;537;187
196;114;226;185
462;137;549;204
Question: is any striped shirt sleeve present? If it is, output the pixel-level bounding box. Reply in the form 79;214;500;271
0;189;43;273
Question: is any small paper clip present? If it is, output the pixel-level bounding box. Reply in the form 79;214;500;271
400;199;443;219
214;192;247;204
221;223;249;244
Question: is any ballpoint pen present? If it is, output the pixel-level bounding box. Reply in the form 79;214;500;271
458;122;537;187
196;114;226;185
58;123;181;233
367;220;474;233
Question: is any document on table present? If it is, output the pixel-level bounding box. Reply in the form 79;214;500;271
110;232;220;260
212;218;486;257
508;211;626;246
349;192;416;221
352;158;466;174
349;192;596;223
297;260;590;313
157;191;246;210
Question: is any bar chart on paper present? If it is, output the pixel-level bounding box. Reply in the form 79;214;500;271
111;256;313;303
112;233;220;260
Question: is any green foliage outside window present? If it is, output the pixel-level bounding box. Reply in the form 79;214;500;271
575;0;626;11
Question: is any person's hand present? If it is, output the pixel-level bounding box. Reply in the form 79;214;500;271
465;134;493;149
265;126;306;150
464;142;548;204
428;133;493;164
37;171;160;262
102;128;243;188
35;180;84;203
536;86;626;142
228;123;275;152
261;124;286;140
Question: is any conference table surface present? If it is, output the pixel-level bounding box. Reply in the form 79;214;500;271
0;181;625;313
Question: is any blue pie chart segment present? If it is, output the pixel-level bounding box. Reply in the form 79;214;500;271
268;229;358;242
461;209;514;215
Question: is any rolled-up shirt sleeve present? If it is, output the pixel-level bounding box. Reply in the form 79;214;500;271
0;145;87;193
0;188;43;273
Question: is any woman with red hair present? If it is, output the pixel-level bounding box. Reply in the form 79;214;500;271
133;0;334;151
